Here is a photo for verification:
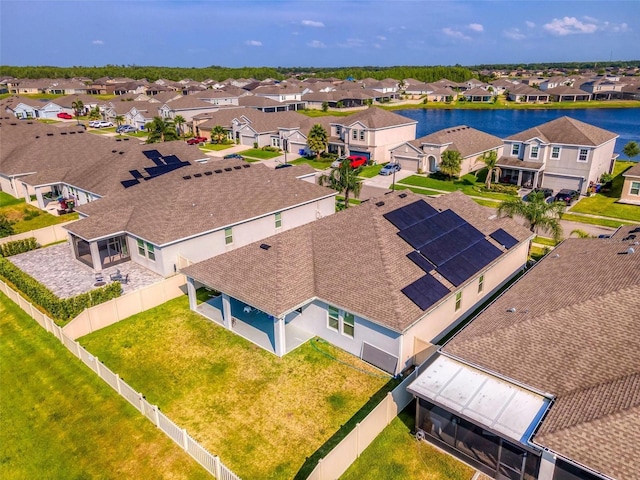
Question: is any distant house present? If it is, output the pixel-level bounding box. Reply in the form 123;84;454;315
498;116;618;194
545;86;591;102
4;96;45;119
462;87;495;103
182;191;532;373
390;125;503;174
620;162;640;205
408;227;640;480
506;83;549;103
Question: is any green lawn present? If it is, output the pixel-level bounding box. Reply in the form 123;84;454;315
299;109;353;117
562;212;633;228
198;143;233;151
239;148;282;160
533;236;558;247
37;118;60;124
358;163;387;178
391;184;443;197
399;174;517;201
341;407;474;480
0;293;210;480
0;192;78;235
291;157;335;170
569;161;640;222
79;296;393;480
530;245;550;262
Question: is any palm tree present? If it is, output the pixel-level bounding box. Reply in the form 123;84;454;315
211;125;227;144
498;191;565;241
174;115;186;138
307;124;328;159
319;161;363;209
114;115;125;127
145;116;179;144
439;150;462;180
482;150;500;189
71;100;84;125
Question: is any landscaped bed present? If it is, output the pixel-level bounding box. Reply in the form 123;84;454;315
79;296;394;480
0;192;78;235
341;406;475;480
0;293;209;480
398;173;517;202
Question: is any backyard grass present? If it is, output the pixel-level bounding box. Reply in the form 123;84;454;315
529;245;550;262
561;212;633;228
533;236;558;247
299;109;353;117
358;162;387;178
37;118;60;124
291;157;335;170
79;296;394;480
0;293;210;480
341;407;475;480
0;192;78;234
399;174;517;202
569;161;640;222
238;148;283;160
198;143;233;151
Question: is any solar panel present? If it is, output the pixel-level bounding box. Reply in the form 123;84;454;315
163;155;182;165
399;209;467;250
121;179;140;189
490;228;519;249
402;275;451;311
383;200;438;230
128;169;144;179
418;223;486;266
407;251;435;273
142;149;165;166
436;239;503;287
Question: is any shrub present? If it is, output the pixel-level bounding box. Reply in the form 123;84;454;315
253;142;259;149
0;215;15;238
0;258;121;322
476;183;519;195
0;238;38;257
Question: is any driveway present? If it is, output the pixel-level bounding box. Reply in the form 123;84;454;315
362;168;414;189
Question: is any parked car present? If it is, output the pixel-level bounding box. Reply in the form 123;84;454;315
275;163;293;169
379;163;401;176
116;124;136;133
347;155;367;168
524;187;553;201
330;156;347;168
88;120;100;127
223;153;244;160
187;136;207;145
554;189;580;205
57;112;73;119
94;121;113;128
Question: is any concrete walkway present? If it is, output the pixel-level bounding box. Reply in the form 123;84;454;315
8;243;163;298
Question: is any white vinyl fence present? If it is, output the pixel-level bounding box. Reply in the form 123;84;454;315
0;279;241;480
0;221;74;246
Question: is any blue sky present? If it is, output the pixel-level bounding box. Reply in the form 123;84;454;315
1;0;638;68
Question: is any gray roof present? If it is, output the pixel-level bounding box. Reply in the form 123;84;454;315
506;116;618;146
410;125;502;158
182;191;531;332
442;227;640;480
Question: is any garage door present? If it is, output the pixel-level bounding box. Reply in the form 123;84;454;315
542;174;583;193
395;156;418;172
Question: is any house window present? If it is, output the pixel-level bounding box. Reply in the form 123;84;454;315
511;144;520;156
359;130;365;141
455;291;462;311
551;146;561;159
352;129;358;140
328;305;339;331
530;146;539;159
631;181;640;196
146;242;155;261
137;239;145;256
224;227;233;245
336;126;342;135
342;312;355;337
478;274;485;294
578;148;589;162
275;212;282;228
272;137;280;148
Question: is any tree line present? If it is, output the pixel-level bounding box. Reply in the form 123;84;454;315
0;65;474;83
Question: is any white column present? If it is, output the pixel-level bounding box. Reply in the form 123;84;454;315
222;294;232;330
35;187;45;210
89;242;101;272
186;277;197;311
537;450;557;480
274;316;286;357
517;170;523;186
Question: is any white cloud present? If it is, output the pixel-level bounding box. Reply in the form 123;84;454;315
543;16;598;36
469;23;483;32
377;35;387;41
442;27;471;40
503;28;526;40
302;20;324;27
525;21;535;28
307;40;326;48
338;38;366;48
374;43;382;49
92;40;104;45
602;21;629;33
245;40;262;47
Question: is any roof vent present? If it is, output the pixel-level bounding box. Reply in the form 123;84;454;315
626;247;635;255
60;132;67;135
242;164;250;168
10;123;17;125
183;175;191;180
260;243;271;250
123;137;129;141
116;138;121;142
194;173;202;178
214;169;223;173
112;149;117;153
398;193;408;198
27;121;33;124
69;131;75;134
233;165;242;170
35;135;39;139
375;201;385;207
224;167;232;172
506;307;516;313
47;133;54;136
119;151;124;155
204;171;212;176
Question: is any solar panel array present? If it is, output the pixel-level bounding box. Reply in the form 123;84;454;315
385;200;507;311
121;150;191;188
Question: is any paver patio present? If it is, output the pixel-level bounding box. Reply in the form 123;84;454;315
8;243;163;298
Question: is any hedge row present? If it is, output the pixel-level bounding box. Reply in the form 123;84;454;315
0;238;39;257
0;257;121;322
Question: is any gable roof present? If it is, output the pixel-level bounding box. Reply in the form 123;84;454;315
409;125;502;158
506;116;618;146
442;227;640;480
182;191;531;332
340;107;416;129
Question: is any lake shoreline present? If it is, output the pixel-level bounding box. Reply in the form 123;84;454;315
385;100;640;111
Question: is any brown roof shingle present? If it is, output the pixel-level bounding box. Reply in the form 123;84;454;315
506;116;618;146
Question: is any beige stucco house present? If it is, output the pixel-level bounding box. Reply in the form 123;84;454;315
620;162;640;205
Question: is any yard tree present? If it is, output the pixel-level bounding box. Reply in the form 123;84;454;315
439;150;463;180
145;116;179;143
319;161;363;209
0;214;15;238
307;124;328;159
482;150;501;189
88;106;101;121
211;125;227;144
498;191;565;242
71;100;84;125
114;115;125;127
623;141;640;161
174;115;186;138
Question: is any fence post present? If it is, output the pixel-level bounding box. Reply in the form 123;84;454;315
153;405;160;427
95;356;102;377
182;429;189;450
317;458;323;479
73;340;81;358
386;391;394;424
355;422;361;458
116;374;122;395
214;455;222;479
139;394;145;414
